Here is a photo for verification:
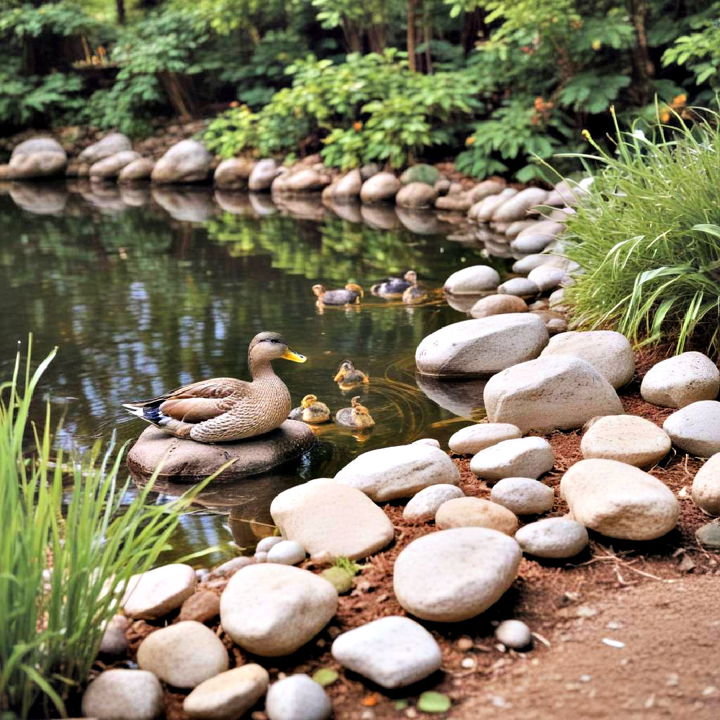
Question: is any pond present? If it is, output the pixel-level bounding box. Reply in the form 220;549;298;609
0;179;505;563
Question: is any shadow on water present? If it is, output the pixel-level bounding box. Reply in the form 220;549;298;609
0;180;506;560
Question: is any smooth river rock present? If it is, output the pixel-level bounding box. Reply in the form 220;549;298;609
393;527;522;622
334;441;460;501
396;182;438;208
470;437;555;480
469;188;518;222
692;453;720;515
122;563;196;619
641;352;720;408
249;158;280;191
266;674;332;720
137;621;229;688
663;401;720;457
448;422;522;455
527;265;567;292
184;665;269;719
213;157;254;189
415;314;548;378
496;277;540;298
403;484;465;520
127;421;315;481
118;157;155;182
515;517;589;558
79;133;132;163
581;415;671;468
443;265;500;295
5;137;67;179
436;497;519;535
484;356;624;433
331;616;442;689
540;330;635;389
266;539;306;565
490;477;554;515
89;150;141;179
560;459;679;540
270;480;394;560
494;619;533;649
151;139;212;184
470;294;528;318
220;564;337;656
491;187;549;222
82;669;163;720
360;172;401;203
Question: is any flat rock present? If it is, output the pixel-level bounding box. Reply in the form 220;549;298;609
393;527;522;622
468;188;517;222
560;459;679;540
220;564;337;656
510;233;555;254
484;356;624;433
122;563;196;619
249;158;280;191
184;665;269;719
497;277;540;298
270;480;394;560
415;314;548;379
127;421;315;481
436;497;519;535
470;294;528;318
641;352;720;408
179;590;220;623
151;139;212;184
540;330;635;389
696;522;720;549
515;517;589;558
90;150;141;179
470;179;507;202
334;441;460;501
527;265;567;292
137;621;229;688
692;453;720;515
512;253;568;275
581;415;671;468
490;477;554;515
82;669;163;720
80;133;132;163
331;616;442;689
663;401;720;457
360;172;400;203
443;265;500;295
403;484;465;521
448;422;522;454
470;437;555;480
266;674;332;720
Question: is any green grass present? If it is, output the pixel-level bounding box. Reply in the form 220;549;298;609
0;341;204;719
561;107;720;356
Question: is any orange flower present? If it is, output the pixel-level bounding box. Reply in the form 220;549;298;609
465;136;475;146
353;121;363;131
660;111;671;123
671;93;687;108
361;694;379;707
229;101;239;108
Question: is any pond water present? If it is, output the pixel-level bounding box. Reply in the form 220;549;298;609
0;179;504;563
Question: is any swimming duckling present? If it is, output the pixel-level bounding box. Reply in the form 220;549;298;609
335;396;375;428
333;359;370;390
289;394;331;424
312;283;364;306
371;270;416;298
123;331;306;442
402;273;429;305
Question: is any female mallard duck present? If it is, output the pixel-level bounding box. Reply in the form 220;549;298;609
312;283;364;306
289;394;331;424
402;274;429;305
335;396;375;428
123;331;306;443
333;359;369;390
371;270;416;298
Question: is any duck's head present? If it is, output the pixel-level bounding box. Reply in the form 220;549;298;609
404;270;417;283
301;394;318;408
311;284;326;298
334;359;355;382
249;331;306;363
345;283;364;298
350;396;366;410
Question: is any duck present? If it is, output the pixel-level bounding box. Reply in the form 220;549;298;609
123;331;306;443
335;396;375;429
402;274;429;305
333;359;370;389
312;283;364;306
289;394;331;424
371;270;416;298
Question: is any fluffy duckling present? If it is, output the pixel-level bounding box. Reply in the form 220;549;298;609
335;396;375;428
289;394;331;424
123;331;306;443
312;283;364;306
333;359;370;390
402;273;429;304
371;270;416;298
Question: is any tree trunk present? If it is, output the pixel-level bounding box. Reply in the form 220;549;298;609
461;8;484;55
342;18;362;53
160;72;196;120
422;5;433;74
627;0;654;104
407;0;417;72
368;24;386;54
116;0;126;24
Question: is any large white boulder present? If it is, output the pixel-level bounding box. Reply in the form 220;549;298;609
484;356;624;433
443;265;500;294
641;352;720;408
540;330;635;389
393;527;521;622
663;400;720;457
151;139;212;184
448;422;522;455
79;133;132;163
470;436;555;480
560;459;679;540
415;314;548;378
692;453;720;515
334;440;459;501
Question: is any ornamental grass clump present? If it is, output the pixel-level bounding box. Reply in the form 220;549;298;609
562;108;720;356
0;343;202;719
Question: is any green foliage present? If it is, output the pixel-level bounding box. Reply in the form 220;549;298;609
564;108;720;355
0;343;207;718
0;1;102;39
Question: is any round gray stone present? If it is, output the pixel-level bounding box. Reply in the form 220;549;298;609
82;669;163;720
495;619;532;649
515;517;589;558
490;477;554;515
266;674;332;720
663;401;720;457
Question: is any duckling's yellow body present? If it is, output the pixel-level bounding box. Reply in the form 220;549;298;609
289;394;331;424
335;396;375;428
123;332;306;443
333;359;369;390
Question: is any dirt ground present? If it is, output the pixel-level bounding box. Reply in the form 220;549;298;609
119;350;720;720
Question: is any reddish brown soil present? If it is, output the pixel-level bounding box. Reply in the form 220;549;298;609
110;352;720;720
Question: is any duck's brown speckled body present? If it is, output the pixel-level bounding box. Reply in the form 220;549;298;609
123;332;306;443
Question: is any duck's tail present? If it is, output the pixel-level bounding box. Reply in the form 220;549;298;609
122;401;170;427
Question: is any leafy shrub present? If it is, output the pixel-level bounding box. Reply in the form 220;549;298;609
564;108;720;355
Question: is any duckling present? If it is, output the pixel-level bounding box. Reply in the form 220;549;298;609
312;283;364;306
333;359;370;390
123;331;306;443
289;394;331;424
335;396;375;428
402;273;429;304
371;270;416;298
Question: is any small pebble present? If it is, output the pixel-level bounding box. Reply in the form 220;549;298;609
212;555;254;577
460;657;476;669
495;620;532;649
267;540;306;566
456;637;473;651
257;536;284;553
602;638;625;649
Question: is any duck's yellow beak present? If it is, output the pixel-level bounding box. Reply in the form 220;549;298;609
282;348;307;363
